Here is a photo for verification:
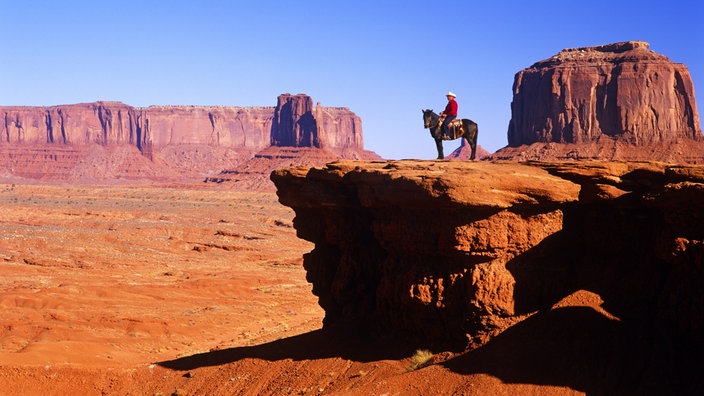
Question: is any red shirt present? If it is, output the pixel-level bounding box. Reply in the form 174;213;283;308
443;98;458;116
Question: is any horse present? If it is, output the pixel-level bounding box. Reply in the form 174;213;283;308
422;109;478;160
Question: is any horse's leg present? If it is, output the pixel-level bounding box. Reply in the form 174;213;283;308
435;137;444;159
429;126;444;159
463;120;477;160
463;136;476;160
472;124;478;160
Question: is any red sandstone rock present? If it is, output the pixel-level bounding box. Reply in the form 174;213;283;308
272;161;582;346
0;102;272;160
447;139;491;160
141;105;273;153
489;139;704;164
2;102;138;146
0;94;372;182
206;146;381;191
271;93;365;150
312;101;364;150
505;41;702;158
271;94;318;147
272;160;704;353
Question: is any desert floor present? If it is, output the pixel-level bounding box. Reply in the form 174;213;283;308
0;182;628;395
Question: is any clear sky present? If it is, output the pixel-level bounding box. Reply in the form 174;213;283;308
1;0;702;159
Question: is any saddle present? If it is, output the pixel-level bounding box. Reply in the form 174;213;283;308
438;116;464;140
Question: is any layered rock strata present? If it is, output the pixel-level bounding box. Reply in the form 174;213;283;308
1;95;361;153
0;94;367;181
272;160;704;351
507;41;702;147
270;93;364;150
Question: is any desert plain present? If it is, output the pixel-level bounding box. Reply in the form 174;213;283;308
0;181;604;395
0;182;325;394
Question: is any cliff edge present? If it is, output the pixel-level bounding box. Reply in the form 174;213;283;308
272;160;704;374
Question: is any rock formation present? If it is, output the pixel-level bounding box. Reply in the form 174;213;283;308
499;41;703;162
271;160;704;353
141;105;274;156
447;139;491;160
270;94;364;150
271;94;318;147
2;102;140;146
206;146;381;190
0;94;371;181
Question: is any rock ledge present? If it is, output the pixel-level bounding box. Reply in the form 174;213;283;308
272;160;704;351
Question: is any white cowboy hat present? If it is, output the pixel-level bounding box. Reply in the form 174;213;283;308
445;91;456;98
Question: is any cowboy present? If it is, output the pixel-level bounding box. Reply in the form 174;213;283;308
439;91;457;139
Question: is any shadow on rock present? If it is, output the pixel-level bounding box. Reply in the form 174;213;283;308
443;305;704;396
157;323;416;371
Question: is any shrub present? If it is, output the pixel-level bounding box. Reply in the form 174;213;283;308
406;349;434;371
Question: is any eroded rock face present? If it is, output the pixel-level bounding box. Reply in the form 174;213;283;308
0;94;367;181
507;41;702;147
271;94;317;147
1;96;362;153
272;160;704;350
270;94;364;150
141;105;273;154
312;102;364;151
2;102;140;146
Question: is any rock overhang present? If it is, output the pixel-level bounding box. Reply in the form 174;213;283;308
272;159;704;349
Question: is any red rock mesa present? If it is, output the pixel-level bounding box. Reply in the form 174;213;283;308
0;93;375;182
495;41;704;163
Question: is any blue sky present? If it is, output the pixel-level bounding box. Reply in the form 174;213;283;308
1;1;702;159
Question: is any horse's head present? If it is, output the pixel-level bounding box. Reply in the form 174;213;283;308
422;109;437;129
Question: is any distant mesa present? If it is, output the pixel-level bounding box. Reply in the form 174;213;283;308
0;94;380;186
271;93;364;150
492;41;704;163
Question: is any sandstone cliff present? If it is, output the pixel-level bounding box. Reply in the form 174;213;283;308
272;160;704;355
271;94;317;147
0;94;369;181
499;41;703;162
270;94;364;150
2;102;139;146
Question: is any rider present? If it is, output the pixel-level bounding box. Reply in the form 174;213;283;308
439;91;457;139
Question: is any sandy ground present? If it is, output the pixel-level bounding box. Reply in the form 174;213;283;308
0;182;653;395
0;183;326;393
